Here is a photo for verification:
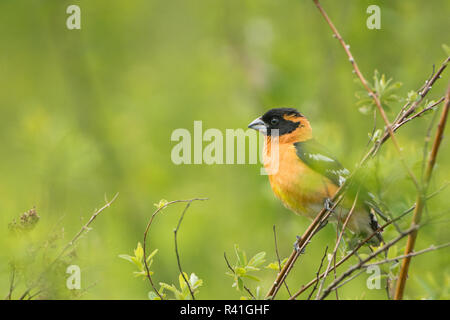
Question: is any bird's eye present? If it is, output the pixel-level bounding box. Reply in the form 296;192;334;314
270;118;279;126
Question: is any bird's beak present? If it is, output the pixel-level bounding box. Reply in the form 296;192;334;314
248;117;267;134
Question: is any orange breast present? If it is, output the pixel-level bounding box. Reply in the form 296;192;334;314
264;141;337;219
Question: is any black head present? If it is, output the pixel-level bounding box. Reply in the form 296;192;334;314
248;108;304;136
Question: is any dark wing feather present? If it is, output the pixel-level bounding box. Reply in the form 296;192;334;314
294;139;384;243
294;139;349;187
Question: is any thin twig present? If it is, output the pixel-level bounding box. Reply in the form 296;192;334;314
318;225;420;300
18;193;119;300
224;252;255;299
289;203;410;300
142;198;208;300
272;225;291;296
394;97;445;130
307;246;328;300
174;202;196;300
315;193;359;299
366;242;450;268
5;266;16;300
266;1;449;301
265;195;343;299
54;193;119;264
313;0;420;190
394;84;450;299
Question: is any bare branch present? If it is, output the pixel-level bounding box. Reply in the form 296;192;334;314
19;193;119;300
315;193;359;299
307;246;328;300
318;225;420;300
142;197;207;299
174;202;196;300
273;225;291;296
394;84;450;299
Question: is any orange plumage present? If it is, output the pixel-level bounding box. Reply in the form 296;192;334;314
249;108;382;244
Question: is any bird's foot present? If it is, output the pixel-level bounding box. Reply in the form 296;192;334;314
324;198;335;212
293;235;306;254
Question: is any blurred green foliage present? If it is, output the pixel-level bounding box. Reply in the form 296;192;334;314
0;0;449;299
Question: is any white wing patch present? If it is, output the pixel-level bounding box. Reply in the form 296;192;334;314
308;153;335;162
326;168;350;186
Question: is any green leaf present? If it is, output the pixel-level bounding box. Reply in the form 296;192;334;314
235;267;246;277
242;274;261;282
265;262;280;270
159;282;179;294
154;199;168;209
118;254;134;263
234;244;247;267
134;242;144;262
148;291;161;300
189;273;203;290
237;277;244;292
179;272;190;291
131;256;143;270
245;266;260;272
248;252;266;267
146;249;159;264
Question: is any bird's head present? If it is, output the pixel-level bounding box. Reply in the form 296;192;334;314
248;108;312;143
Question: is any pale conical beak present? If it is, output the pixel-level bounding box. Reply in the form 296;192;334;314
248;117;267;134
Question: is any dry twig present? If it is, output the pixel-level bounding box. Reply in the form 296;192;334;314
394;84;450;299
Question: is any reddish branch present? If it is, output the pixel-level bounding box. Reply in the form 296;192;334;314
266;0;449;300
394;84;450;299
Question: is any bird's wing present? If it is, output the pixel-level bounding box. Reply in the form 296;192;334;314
294;139;349;187
294;139;384;243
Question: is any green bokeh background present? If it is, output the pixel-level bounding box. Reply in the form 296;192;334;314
0;0;449;299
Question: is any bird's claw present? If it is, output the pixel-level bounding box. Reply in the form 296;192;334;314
324;198;335;212
293;235;306;254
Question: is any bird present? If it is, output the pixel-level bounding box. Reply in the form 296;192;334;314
248;107;383;246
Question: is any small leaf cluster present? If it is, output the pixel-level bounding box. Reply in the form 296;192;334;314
119;242;158;278
356;70;402;115
149;273;203;300
120;242;204;300
226;245;266;294
266;257;288;271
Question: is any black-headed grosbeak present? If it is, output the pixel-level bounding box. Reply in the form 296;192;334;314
248;108;382;245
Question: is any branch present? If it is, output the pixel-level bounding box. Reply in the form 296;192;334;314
4;266;16;300
265;194;343;299
394;97;445;130
289;201;412;300
272;225;291;296
307;246;328;300
174;202;196;300
315;193;359;299
142;198;208;300
55;193;119;263
267;1;449;300
19;193;119;300
365;242;450;268
223;252;256;299
313;0;420;190
318;225;419;300
394;84;450;299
